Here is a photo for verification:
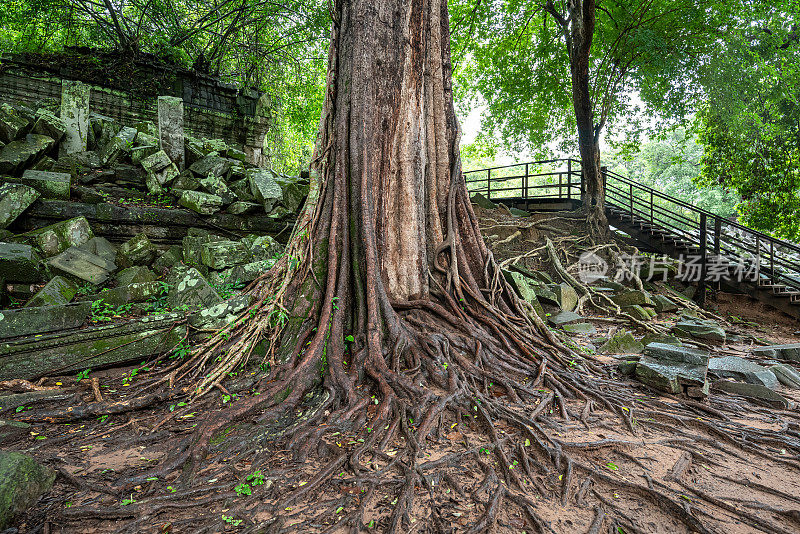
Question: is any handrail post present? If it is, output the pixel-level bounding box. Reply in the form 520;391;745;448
524;163;529;199
487;169;491;200
698;213;707;307
600;166;607;189
629;183;633;220
714;216;721;255
567;159;572;200
649;190;654;224
770;240;775;279
755;235;761;283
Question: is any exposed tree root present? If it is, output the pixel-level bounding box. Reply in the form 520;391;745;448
12;1;800;532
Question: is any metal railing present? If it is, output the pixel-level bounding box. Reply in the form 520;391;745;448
463;159;582;200
464;158;800;294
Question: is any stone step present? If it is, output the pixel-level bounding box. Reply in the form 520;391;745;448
0;302;91;339
10;200;290;244
0;312;186;380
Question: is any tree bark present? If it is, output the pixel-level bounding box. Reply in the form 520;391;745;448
568;0;609;238
172;2;575;528
546;0;609;238
313;0;478;301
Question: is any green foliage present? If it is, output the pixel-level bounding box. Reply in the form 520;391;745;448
696;1;800;239
171;338;192;360
146;281;171;313
222;515;243;526
74;282;96;296
450;0;723;157
459;134;506;172
0;0;331;174
234;482;252;496
247;470;265;486
210;277;245;300
75;368;91;382
90;299;132;322
122;361;151;386
233;470;266;497
169;401;188;412
604;129;739;218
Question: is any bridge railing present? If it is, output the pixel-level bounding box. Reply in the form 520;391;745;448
464;158;800;294
602;164;800;293
463;159;582;200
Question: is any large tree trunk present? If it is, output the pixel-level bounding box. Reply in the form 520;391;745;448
171;0;580;529
29;3;800;532
567;0;609;238
315;0;467;303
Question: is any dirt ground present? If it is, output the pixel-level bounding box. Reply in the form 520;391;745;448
710;291;800;344
4;208;800;534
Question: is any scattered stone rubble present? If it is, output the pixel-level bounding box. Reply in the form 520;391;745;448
498;245;797;408
0;95;305;380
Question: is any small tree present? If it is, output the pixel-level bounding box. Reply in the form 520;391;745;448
451;0;723;237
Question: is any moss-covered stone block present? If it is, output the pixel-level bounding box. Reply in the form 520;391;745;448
117;233;156;268
153;245;183;272
0;242;46;283
0;451;55;529
190;154;231;178
179;190;223;215
611;290;655;308
115;266;156;286
166;265;222;310
0;103;32;144
0;183;39;229
200;240;251;270
210;259;277;286
18;216;93;257
189;294;253;330
25;276;76;308
31;109;66;142
503;270;546;320
199;176;236;204
672;318;726;343
246;168;282;212
599;331;644;354
83;280;164;307
0;134;55;175
0;313;187;380
48;246;115;285
0;301;90;339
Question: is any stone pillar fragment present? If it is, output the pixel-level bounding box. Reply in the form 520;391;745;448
59;80;90;156
157;96;185;170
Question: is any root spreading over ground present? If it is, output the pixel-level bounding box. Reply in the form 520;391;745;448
7;0;800;531
9;203;800;533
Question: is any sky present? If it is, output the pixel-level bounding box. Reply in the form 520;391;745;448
459;105;482;145
457;90;656;168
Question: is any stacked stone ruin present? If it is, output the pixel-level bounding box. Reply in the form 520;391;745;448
0;81;308;381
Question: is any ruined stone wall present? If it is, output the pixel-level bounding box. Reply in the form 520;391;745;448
0;57;271;166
